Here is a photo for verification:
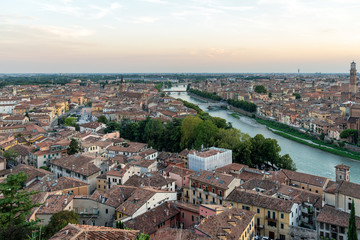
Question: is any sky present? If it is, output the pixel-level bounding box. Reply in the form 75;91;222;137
1;0;360;73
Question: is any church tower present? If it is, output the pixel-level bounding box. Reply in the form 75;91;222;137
335;164;350;182
350;61;357;94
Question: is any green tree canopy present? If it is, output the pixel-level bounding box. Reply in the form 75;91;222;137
293;93;301;99
43;210;78;239
97;115;108;124
180;116;203;149
254;85;267;94
340;129;359;144
3;149;18;164
67;138;80;155
193;120;219;149
64;117;77;127
0;172;40;240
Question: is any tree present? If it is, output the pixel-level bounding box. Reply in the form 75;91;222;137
180;116;203;149
43;210;78;239
277;154;297;171
104;121;121;134
98;115;108;124
67;138;80;155
340;129;359;144
193;120;219;149
64;117;77;127
268;92;272;98
293;93;301;99
348;199;358;240
0;172;40;240
254;85;267;94
3;149;18;165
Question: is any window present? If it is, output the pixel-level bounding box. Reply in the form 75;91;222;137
257;218;260;226
280;234;285;240
316;190;318;193
106;209;108;214
281;213;284;219
272;212;275;219
267;211;271;218
192;215;194;221
212;188;215;193
219;200;222;204
182;212;184;218
281;223;284;229
320;222;324;229
257;208;260;214
348;202;352;210
193;190;195;195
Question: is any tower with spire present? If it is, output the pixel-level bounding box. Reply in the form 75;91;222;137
350;61;357;94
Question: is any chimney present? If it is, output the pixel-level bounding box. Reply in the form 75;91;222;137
153;217;156;223
64;199;67;205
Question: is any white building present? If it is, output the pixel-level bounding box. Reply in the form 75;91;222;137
188;147;232;172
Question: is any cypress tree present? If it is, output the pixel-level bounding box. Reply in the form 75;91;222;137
348;199;358;240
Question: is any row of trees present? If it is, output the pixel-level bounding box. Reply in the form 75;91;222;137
188;88;222;101
226;99;257;113
111;113;295;170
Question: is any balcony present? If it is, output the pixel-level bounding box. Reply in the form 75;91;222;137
255;224;264;229
197;196;203;200
266;216;277;222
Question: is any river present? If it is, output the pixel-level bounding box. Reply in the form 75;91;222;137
167;86;360;183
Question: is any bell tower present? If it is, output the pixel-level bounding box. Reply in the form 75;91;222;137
335;164;350;182
350;61;357;94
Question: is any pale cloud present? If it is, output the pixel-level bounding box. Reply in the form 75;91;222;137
30;25;94;38
0;14;39;23
141;0;169;4
133;17;159;23
42;4;81;16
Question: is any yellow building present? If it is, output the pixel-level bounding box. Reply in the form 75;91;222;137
226;189;298;240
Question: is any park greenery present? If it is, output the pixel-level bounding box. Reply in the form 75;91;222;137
0;172;40;240
254;85;267;94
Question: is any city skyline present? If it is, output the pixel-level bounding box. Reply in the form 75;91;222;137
2;0;360;73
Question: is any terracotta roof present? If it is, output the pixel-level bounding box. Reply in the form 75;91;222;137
124;202;180;235
164;165;195;177
49;224;139;240
196;207;255;239
11;164;53;185
153;228;209;240
37;195;74;214
226;188;294;213
51;154;101;177
316;205;360;229
124;172;174;189
90;185;137;208
325;180;360;199
281;169;329;187
116;187;168;216
189;170;235;190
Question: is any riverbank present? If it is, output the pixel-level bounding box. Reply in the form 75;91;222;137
254;118;360;161
188;91;360;161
